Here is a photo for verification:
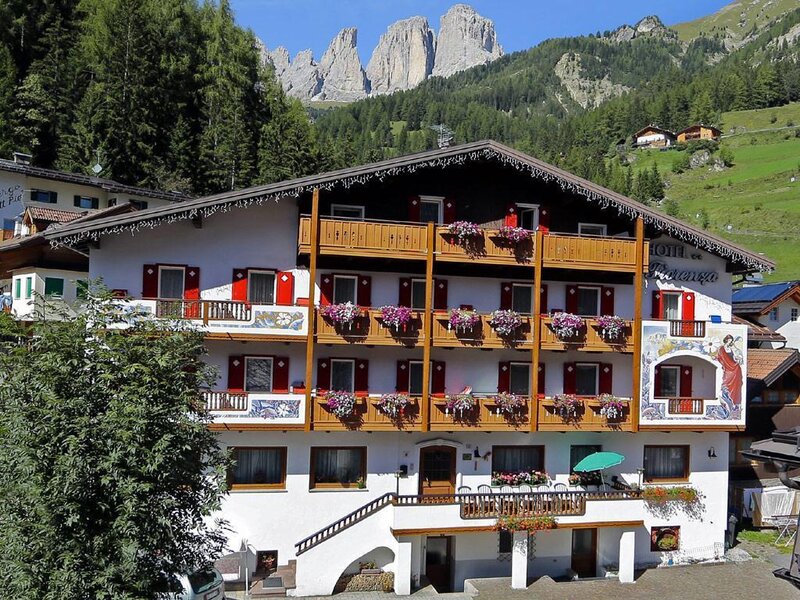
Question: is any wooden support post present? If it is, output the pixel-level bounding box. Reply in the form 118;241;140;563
631;217;645;433
421;222;435;432
530;229;544;432
304;189;320;432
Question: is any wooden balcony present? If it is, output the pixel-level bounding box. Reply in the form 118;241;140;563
542;233;648;273
429;397;532;431
537;397;633;431
435;227;534;266
432;313;533;349
202;390;249;412
669;320;706;338
664;397;707;415
539;316;634;352
155;299;252;323
315;308;424;347
299;217;428;260
310;395;422;431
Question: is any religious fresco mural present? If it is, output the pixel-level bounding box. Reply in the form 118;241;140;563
640;321;747;424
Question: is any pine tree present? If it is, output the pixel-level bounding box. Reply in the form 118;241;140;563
690;89;716;125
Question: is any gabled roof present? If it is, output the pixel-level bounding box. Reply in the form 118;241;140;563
732;314;786;344
0;159;191;202
747;349;800;386
632;125;676;138
24;207;83;226
733;281;800;315
678;124;722;136
44;140;774;272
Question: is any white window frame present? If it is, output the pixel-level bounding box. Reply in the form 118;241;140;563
577;285;601;317
661;291;682;320
769;307;779;322
333;275;358;305
575;363;599;396
331;204;365;220
411;278;427;310
658;365;681;398
418;195;444;224
244;356;274;393
516;203;540;231
158;265;185;299
509;362;531;396
408;360;429;395
578;222;607;236
512;283;534;314
331;358;356;393
247;269;277;304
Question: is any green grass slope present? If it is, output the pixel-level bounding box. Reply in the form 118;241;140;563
672;0;799;44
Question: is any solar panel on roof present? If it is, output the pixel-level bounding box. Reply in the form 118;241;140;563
732;282;797;303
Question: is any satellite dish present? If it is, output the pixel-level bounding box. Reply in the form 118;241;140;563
92;163;102;175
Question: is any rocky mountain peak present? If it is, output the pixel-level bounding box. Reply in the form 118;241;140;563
366;16;435;95
318;28;369;101
433;4;503;77
607;15;673;43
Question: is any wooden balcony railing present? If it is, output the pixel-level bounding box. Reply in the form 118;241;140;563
539;316;634;352
299;217;428;260
311;394;422;431
429;397;532;431
537;397;633;431
665;397;706;415
202;390;249;412
315;308;424;347
432;313;533;349
669;320;706;338
542;233;648;273
435;227;534;265
154;299;252;324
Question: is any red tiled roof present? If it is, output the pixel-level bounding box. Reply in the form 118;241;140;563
26;207;83;224
747;348;800;386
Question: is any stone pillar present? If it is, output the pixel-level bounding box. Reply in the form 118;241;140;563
511;531;528;589
395;539;413;595
619;530;635;583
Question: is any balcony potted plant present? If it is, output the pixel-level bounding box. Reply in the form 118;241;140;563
549;312;584;340
448;308;480;333
568;471;601;488
446;220;483;242
377;393;412;419
552;393;582;420
324;390;357;419
596;315;626;341
491;470;549;486
488;309;523;337
379;305;413;330
492;392;526;415
496;225;532;244
321;301;362;329
494;515;556;532
598;393;627;421
445;390;477;417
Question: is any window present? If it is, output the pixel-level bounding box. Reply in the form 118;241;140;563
662;292;681;320
570;445;602;472
229;447;286;489
44;277;64;298
643;445;689;481
518;205;539;231
245;357;273;392
31;189;57;204
509;363;531;395
419;197;442;223
331;359;354;393
576;286;600;316
658;366;680;397
73;195;99;210
13;278;21;299
158;266;185;299
575;363;598;396
333;275;357;305
409;361;425;395
578;223;607;236
311;447;366;488
498;530;513;555
129;199;149;210
512;284;533;314
25;276;33;300
248;270;276;304
792;308;799;322
331;204;364;220
411;279;426;310
492;446;544;473
770;307;780;322
76;280;89;300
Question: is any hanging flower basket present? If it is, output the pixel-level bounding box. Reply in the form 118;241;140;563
596;315;626;340
492;392;526;415
379;305;413;329
552;394;582;420
492;470;549;486
598;393;627;421
324;390;357;419
446;220;483;242
445;392;477;417
496;226;532;244
494;515;556;532
377;393;412;419
550;312;584;339
488;309;523;336
321;302;361;327
448;308;480;332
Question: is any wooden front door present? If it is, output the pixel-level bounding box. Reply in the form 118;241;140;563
425;536;452;592
419;446;456;498
571;528;597;578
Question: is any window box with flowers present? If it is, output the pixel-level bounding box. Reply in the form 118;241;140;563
491;470;549;487
377;393;413;420
549;312;584;340
324;390;358;419
488;309;523;337
446;220;484;242
444;391;477;418
552;394;583;421
448;308;481;333
321;302;362;329
595;315;627;342
598;394;627;421
642;485;700;505
495;515;556;532
378;305;414;330
491;392;527;416
495;226;532;245
568;472;602;488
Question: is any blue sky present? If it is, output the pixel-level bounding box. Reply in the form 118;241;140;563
231;0;731;63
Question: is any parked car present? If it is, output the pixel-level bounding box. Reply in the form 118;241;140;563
169;567;225;600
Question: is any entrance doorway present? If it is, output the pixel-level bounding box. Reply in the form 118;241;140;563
571;528;597;578
419;446;456;498
425;536;452;592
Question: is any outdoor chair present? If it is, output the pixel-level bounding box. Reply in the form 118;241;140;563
552;482;568;492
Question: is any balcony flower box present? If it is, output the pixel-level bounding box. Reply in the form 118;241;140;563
568;472;601;487
598;394;627;421
596;315;626;341
324;390;357;419
448;308;480;332
491;392;526;415
550;312;584;340
494;515;556;532
377;393;412;419
321;302;362;328
496;225;532;244
444;391;477;417
642;486;700;504
446;220;484;242
552;394;583;420
491;470;549;487
488;309;523;337
378;305;413;330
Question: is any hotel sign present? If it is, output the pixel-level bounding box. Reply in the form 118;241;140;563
647;242;719;285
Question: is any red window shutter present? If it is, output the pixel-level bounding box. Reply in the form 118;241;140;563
431;361;446;396
142;264;158;298
540;285;548;314
498;362;510;393
396;360;410;393
681;292;695;321
538;363;546;396
276;271;294;306
504;203;518;227
601;286;615;315
599;363;613;395
680;365;692;398
538;207;550;232
319;273;334;306
500;283;513;310
651;291;662;319
443;196;456;224
228;355;245;392
273;356;289;393
399;278;412;307
184;267;201;318
654;365;663;397
565;285;578;314
232;268;248;302
317;358;331;393
433;279;448;310
357;275;372;307
408;195;421;222
355;359;369;395
563;363;576;395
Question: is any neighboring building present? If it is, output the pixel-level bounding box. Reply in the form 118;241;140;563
47;141;770;596
733;281;800;349
676;124;722;144
631;126;676;149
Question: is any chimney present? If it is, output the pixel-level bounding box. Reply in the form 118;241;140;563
12;152;32;165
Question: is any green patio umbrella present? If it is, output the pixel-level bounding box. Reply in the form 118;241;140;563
573;451;625;488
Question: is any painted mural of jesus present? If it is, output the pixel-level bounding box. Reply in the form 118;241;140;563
716;335;743;406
